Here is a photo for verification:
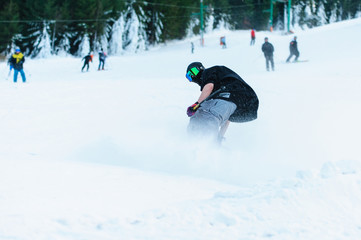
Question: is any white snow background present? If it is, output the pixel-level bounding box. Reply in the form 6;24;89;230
1;18;361;239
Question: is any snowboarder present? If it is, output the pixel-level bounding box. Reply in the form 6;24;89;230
98;48;107;70
250;29;256;46
185;62;259;142
261;37;274;71
81;52;93;72
286;36;300;62
8;47;26;83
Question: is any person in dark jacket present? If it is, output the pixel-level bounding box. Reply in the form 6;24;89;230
98;48;107;70
81;52;93;72
286;36;300;62
261;37;274;71
185;62;259;142
8;47;26;83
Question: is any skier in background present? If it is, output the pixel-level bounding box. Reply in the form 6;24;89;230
191;42;194;54
98;48;107;70
185;62;259;143
261;37;275;71
250;29;256;45
220;36;227;49
8;47;26;83
286;36;300;62
81;52;93;72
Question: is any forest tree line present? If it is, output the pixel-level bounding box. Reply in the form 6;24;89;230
0;0;360;57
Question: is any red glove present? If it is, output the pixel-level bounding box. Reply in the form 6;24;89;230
187;102;199;117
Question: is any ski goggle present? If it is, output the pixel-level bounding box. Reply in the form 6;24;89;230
185;67;200;82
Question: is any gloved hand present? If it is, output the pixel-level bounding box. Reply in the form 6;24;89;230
186;102;199;117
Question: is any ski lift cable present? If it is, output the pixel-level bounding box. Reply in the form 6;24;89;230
0;1;271;24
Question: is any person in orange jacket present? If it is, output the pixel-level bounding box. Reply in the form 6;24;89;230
81;52;93;72
220;36;227;49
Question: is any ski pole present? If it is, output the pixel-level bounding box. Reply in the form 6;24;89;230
6;68;12;80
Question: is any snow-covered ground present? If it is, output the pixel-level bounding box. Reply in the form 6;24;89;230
1;18;361;239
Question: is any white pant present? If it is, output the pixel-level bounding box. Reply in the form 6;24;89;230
188;99;236;139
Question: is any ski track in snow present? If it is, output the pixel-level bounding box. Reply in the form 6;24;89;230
0;18;361;239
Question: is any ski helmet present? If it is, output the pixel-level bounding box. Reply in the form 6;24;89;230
186;62;204;83
15;47;20;52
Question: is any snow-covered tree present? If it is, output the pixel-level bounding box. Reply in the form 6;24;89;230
186;17;199;38
76;33;90;57
109;15;125;55
144;10;163;45
317;2;328;25
55;36;71;57
5;0;361;57
123;6;147;53
31;22;52;58
205;15;215;33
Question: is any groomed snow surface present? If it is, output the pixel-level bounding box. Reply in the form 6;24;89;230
1;18;361;239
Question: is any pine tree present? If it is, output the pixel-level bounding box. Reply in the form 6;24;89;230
109;14;125;55
14;0;57;57
122;3;148;52
0;0;20;54
50;0;71;55
2;0;361;57
251;0;269;30
211;0;230;29
32;22;52;58
156;0;196;41
107;0;126;55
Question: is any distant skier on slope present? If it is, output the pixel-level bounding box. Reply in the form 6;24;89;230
220;36;227;49
286;36;300;62
98;48;107;70
185;62;259;143
250;29;256;46
81;52;93;72
261;37;274;71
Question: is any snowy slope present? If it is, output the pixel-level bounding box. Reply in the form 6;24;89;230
0;18;361;239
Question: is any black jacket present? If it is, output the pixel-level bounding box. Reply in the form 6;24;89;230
198;66;259;123
82;55;93;63
262;42;274;57
8;53;25;70
289;40;298;53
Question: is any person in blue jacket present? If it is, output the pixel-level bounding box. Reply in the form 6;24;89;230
8;47;26;83
98;48;107;70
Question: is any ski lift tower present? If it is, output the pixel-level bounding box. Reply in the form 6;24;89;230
200;0;204;46
268;0;291;33
191;0;206;46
